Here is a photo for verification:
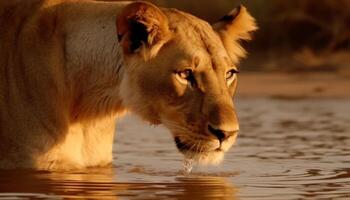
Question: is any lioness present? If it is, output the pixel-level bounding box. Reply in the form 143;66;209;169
0;0;256;170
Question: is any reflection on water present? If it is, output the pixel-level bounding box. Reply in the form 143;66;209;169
0;169;237;199
0;98;349;199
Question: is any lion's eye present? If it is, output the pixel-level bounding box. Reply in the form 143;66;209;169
226;69;239;85
178;69;192;80
175;69;195;86
226;69;239;80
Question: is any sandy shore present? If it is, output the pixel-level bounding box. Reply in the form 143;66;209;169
236;72;350;99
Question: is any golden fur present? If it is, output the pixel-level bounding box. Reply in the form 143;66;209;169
0;0;256;170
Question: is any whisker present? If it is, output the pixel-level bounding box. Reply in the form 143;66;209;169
196;140;202;152
196;141;201;153
162;122;188;132
161;119;212;142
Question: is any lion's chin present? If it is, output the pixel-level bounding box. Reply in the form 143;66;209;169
181;150;225;166
174;136;226;165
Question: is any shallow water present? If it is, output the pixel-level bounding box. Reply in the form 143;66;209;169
0;98;349;199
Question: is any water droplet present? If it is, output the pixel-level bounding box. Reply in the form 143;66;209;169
183;158;194;174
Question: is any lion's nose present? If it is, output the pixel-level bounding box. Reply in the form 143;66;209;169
208;124;238;143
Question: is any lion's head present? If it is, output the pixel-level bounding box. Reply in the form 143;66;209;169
116;2;257;165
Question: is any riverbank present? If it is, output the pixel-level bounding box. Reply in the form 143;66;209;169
237;72;350;99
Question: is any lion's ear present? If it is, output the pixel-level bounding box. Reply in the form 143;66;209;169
213;5;257;64
116;1;171;60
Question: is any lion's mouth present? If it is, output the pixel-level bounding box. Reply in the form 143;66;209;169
174;137;222;153
174;136;226;165
174;137;193;152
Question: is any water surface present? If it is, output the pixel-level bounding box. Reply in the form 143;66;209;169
0;98;349;199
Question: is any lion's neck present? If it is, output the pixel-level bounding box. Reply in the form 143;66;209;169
61;1;131;121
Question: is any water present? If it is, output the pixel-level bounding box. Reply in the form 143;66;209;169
182;159;194;174
0;98;349;199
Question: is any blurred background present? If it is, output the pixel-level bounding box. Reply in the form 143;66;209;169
150;0;350;73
